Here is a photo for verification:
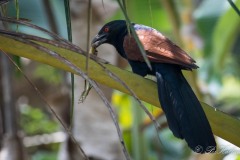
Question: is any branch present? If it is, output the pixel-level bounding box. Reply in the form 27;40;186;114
0;34;240;148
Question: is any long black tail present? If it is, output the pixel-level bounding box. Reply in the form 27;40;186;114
154;63;216;153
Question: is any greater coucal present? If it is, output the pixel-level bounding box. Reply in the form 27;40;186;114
91;20;216;153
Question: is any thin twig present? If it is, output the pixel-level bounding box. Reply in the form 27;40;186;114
0;29;107;63
0;17;109;63
97;62;163;145
0;17;70;44
116;0;152;70
0;29;74;49
0;49;89;160
86;0;92;73
79;0;93;103
122;0;127;15
161;0;182;46
2;36;131;160
148;0;153;27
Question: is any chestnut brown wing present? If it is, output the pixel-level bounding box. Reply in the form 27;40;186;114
123;29;198;70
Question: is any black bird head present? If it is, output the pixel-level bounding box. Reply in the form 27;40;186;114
91;20;128;48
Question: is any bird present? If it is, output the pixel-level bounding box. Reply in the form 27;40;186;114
91;20;216;153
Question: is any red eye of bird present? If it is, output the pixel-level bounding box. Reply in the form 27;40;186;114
104;27;109;32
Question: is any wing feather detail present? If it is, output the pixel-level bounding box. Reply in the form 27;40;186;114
123;28;198;70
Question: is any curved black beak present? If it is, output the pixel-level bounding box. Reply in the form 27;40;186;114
91;33;108;48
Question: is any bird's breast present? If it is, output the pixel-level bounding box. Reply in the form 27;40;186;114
123;34;143;61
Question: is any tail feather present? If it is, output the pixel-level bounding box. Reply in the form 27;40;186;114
155;64;216;153
157;73;183;139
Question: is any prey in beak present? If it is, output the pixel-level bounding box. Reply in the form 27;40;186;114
91;33;108;48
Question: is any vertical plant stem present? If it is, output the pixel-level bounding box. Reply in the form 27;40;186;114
86;0;92;73
79;0;93;103
64;0;75;129
148;0;153;27
122;0;127;15
0;53;17;136
131;99;146;160
14;0;19;30
64;0;72;42
43;0;59;34
161;0;182;46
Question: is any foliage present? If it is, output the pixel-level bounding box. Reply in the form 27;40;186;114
34;65;62;85
32;151;58;160
20;104;59;135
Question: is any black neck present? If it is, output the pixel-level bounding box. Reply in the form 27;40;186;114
113;28;128;58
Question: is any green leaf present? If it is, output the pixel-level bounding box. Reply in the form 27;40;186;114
212;0;240;75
